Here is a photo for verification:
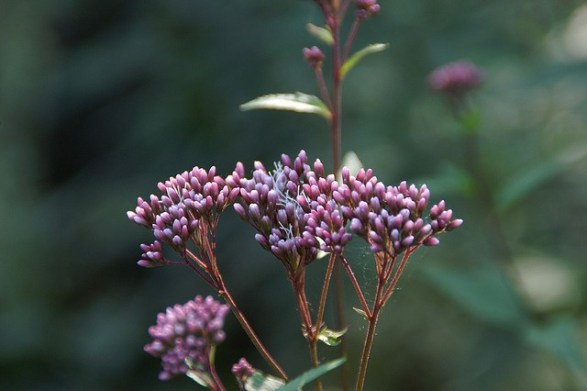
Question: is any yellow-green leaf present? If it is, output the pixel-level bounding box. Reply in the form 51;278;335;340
240;92;331;120
317;326;348;346
341;43;389;79
306;23;333;45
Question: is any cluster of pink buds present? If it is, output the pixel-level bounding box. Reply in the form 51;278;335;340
234;150;462;269
127;166;241;267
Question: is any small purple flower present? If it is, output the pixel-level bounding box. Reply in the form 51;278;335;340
144;295;230;381
429;61;483;95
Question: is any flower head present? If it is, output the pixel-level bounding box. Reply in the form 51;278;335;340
235;151;352;275
144;295;230;381
127;165;240;267
336;168;462;256
429;61;483;96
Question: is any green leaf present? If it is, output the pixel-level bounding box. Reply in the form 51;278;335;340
245;371;286;391
240;92;331;119
340;43;388;79
525;316;587;384
186;369;213;389
317;326;348;347
306;23;333;45
423;262;528;327
352;307;368;320
497;145;587;211
277;358;346;391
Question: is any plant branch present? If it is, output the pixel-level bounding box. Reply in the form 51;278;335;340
340;254;371;317
315;252;337;331
218;283;289;381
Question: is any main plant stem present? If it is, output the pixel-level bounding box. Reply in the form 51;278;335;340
355;274;385;391
329;9;350;391
355;305;381;391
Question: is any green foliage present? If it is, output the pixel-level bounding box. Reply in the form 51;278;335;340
497;145;587;211
278;358;345;391
306;23;333;45
340;43;388;80
423;262;528;327
244;372;286;391
240;92;331;119
243;358;345;391
317;326;348;347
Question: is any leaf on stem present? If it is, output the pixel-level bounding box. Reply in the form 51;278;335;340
278;358;346;391
244;371;286;391
352;307;368;320
317;326;348;346
240;92;331;120
186;369;214;388
306;23;333;45
341;43;388;80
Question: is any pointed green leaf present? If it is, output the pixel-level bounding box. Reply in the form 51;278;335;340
186;369;214;388
352;307;368;320
240;92;331;119
244;371;286;391
341;43;388;79
306;23;333;45
277;358;346;391
317;326;348;346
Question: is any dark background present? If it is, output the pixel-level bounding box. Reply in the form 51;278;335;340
1;0;587;390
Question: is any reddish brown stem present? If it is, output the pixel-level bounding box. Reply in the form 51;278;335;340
219;283;289;381
340;254;371;317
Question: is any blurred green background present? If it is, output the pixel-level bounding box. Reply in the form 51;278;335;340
1;0;587;390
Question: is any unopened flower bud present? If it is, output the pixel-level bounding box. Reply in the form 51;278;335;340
303;46;325;68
